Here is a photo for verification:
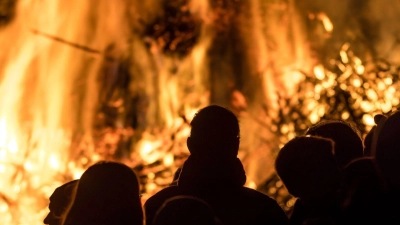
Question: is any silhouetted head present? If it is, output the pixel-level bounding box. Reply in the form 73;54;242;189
343;157;384;199
343;157;382;191
153;195;223;225
187;105;240;159
306;120;363;168
375;110;400;190
342;157;386;222
44;180;78;225
275;136;341;203
63;161;143;225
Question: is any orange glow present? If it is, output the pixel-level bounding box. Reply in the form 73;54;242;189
314;65;325;80
0;0;400;224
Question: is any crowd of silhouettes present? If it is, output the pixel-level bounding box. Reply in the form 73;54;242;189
43;105;400;225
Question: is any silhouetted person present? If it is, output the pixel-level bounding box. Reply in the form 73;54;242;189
275;136;342;225
153;195;223;225
341;157;386;224
375;111;400;190
145;105;288;225
374;110;400;223
62;161;143;225
44;180;78;225
306;120;363;168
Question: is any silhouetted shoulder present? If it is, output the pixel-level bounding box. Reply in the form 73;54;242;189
63;161;143;225
240;187;289;225
145;186;288;225
145;186;183;225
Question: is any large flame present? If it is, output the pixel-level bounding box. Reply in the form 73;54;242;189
0;0;127;223
0;1;207;223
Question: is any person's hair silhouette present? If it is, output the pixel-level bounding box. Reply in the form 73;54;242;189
153;195;223;225
275;136;341;202
145;105;288;225
276;136;343;225
375;110;400;190
306;120;363;168
372;110;400;225
179;105;245;188
44;180;78;225
62;161;143;225
341;157;386;224
187;105;240;159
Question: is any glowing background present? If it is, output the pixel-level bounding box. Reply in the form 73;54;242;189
0;0;400;224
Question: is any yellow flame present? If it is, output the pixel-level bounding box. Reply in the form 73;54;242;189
280;124;289;134
367;89;378;101
8;136;18;154
141;141;153;155
384;78;393;85
185;107;201;122
139;139;162;164
377;81;386;91
381;102;392;113
73;169;85;180
0;203;8;213
352;77;362;87
317;12;333;33
246;180;257;189
0;117;8;148
361;101;374;112
286;198;296;207
146;182;157;192
314;65;325;80
353;57;362;65
163;153;174;167
362;114;375;126
309;112;320;124
49;155;59;169
355;65;365;75
24;161;33;171
340;43;350;63
392;98;400;106
341;111;350;120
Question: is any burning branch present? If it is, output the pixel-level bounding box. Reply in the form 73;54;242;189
30;29;115;61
